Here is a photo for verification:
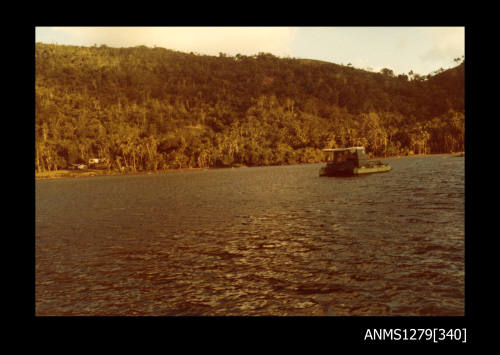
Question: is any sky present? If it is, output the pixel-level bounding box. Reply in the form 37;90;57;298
35;26;464;76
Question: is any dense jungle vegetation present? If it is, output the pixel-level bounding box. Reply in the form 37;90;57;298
35;43;465;172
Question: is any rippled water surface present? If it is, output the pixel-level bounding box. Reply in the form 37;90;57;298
36;155;465;316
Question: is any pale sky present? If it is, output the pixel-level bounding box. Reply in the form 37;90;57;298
35;26;465;76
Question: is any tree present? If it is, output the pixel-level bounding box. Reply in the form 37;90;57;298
380;68;394;77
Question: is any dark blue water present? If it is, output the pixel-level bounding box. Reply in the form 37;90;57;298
35;155;464;315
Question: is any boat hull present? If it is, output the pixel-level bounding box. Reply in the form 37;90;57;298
320;164;391;177
354;165;392;175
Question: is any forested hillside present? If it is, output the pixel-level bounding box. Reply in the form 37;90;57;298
35;43;465;172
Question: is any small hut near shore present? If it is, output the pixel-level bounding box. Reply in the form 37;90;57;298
70;163;87;170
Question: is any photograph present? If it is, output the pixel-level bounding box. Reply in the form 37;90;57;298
35;26;465;323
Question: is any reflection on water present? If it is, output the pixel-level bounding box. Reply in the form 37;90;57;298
36;155;464;315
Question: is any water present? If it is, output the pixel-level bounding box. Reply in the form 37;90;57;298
35;155;465;316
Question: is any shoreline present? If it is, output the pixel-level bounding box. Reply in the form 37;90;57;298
372;152;463;159
35;152;463;181
35;167;207;180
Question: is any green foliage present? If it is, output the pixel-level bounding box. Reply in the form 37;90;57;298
35;43;465;172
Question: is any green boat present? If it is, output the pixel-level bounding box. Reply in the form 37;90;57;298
319;147;391;177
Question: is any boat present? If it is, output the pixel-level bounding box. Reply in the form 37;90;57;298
319;146;391;177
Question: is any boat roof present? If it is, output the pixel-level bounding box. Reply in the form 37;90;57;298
323;147;365;152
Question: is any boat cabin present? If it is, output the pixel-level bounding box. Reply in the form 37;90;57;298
323;147;369;167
